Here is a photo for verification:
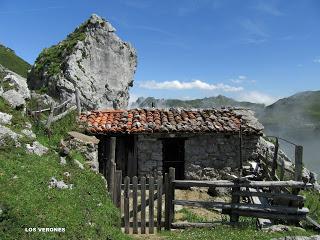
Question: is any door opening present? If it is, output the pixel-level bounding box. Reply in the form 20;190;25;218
162;138;185;180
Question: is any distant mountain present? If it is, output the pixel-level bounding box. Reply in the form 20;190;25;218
260;90;320;131
134;95;265;114
0;44;31;78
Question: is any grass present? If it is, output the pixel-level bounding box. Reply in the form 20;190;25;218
0;97;27;131
162;217;316;240
0;101;130;240
303;190;320;223
0;44;31;78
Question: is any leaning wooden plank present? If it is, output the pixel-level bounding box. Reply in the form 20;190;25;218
172;222;217;229
306;216;320;230
248;188;272;229
141;177;146;234
168;168;175;229
173;180;313;189
42;105;77;125
234;191;305;202
173;200;309;215
149;177;155;234
45;102;55;128
124;177;130;234
132;176;138;234
233;210;307;221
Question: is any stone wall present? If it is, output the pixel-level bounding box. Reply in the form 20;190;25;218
136;133;260;179
184;134;260;180
136;135;163;177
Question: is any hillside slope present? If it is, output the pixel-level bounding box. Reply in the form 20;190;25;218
0;44;31;78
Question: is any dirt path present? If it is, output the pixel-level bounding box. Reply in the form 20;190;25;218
132;234;167;240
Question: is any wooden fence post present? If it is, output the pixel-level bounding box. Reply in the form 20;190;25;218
164;173;169;230
124;176;130;234
295;145;303;181
168;168;175;230
157;176;163;232
279;160;285;181
45;102;55;129
230;179;240;224
107;137;116;193
149;176;155;234
114;170;122;209
141;177;146;234
75;88;81;116
271;138;279;180
132;176;138;234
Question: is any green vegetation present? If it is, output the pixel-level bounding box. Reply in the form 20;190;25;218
162;216;316;240
303;190;320;223
0;100;129;240
0;44;31;78
0;97;26;132
177;208;208;223
32;22;87;78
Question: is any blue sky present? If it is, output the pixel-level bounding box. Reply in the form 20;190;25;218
0;0;319;105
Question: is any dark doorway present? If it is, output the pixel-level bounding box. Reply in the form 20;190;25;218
162;138;185;180
115;136;136;177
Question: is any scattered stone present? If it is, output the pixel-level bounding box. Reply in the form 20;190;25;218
25;122;32;129
0;112;12;125
0;125;21;147
271;236;320;240
26;141;48;156
263;224;291;233
48;177;72;189
12;175;18;179
60;157;67;165
74;159;84;170
2;89;26;109
21;129;36;139
63;172;71;178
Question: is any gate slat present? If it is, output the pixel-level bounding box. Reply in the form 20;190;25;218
157;176;163;232
149;176;155;234
132;176;138;234
141;177;146;234
124;176;130;234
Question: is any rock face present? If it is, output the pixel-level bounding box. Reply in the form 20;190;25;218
28;14;137;110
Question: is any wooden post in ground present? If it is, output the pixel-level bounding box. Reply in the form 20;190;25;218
149;176;155;234
132;176;138;234
271;138;279;180
279;159;285;181
295;146;303;181
157;176;163;232
75;88;81;116
239;125;243;176
230;179;240;224
141;177;146;234
45;102;55;129
107;137;116;194
124;176;130;234
114;170;122;209
164;173;169;230
168;168;175;230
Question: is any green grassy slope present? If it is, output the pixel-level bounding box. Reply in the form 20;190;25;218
0;97;129;240
0;44;31;78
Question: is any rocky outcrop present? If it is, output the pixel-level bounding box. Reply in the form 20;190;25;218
0;65;30;109
28;14;137;110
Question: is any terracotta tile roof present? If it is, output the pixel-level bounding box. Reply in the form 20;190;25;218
79;108;264;135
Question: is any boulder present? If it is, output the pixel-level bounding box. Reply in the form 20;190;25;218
0;125;21;147
2;90;26;109
28;14;137;110
0;112;12;125
3;72;30;99
26;141;48;156
21;129;36;139
49;177;73;189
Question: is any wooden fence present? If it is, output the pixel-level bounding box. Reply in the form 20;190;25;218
28;88;81;129
109;167;312;234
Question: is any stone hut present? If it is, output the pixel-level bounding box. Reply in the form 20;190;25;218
79;108;264;180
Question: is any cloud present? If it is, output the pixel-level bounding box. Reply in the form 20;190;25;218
238;91;278;105
313;58;320;63
255;1;283;16
240;19;269;44
138;80;243;92
230;75;256;84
